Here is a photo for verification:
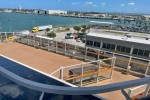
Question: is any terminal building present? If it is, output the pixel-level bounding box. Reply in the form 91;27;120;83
36;10;67;15
86;33;150;60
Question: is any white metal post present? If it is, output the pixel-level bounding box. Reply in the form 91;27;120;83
96;60;101;83
60;67;64;80
80;63;84;87
65;43;66;55
97;50;100;60
127;56;132;74
13;32;14;36
5;32;8;42
48;40;50;50
127;56;132;66
85;47;87;60
127;89;132;97
27;35;29;45
56;41;58;52
145;61;150;77
110;57;116;79
75;45;77;57
144;84;150;96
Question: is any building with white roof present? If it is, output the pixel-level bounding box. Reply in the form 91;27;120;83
86;33;150;59
47;10;67;15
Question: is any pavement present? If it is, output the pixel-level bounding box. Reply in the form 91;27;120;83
30;28;85;47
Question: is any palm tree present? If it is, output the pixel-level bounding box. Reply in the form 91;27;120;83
73;26;81;33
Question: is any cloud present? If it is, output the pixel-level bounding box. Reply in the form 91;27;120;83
120;4;125;7
71;2;79;6
92;5;98;7
101;2;106;6
85;1;93;5
128;2;135;6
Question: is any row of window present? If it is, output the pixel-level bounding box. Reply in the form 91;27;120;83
86;40;150;57
133;49;150;57
86;40;101;47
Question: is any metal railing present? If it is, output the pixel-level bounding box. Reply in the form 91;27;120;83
9;34;150;77
0;65;149;100
51;57;115;86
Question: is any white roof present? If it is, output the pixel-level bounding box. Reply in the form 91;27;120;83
35;35;53;40
90;21;114;25
87;33;150;45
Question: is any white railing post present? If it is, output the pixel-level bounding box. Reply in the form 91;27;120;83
60;67;64;80
5;32;8;42
96;60;101;83
48;40;50;50
144;84;150;96
127;89;132;97
97;50;100;60
56;41;58;52
27;35;29;45
80;63;84;87
74;45;77;58
127;56;132;74
110;57;116;79
145;61;150;77
85;47;87;60
65;43;66;55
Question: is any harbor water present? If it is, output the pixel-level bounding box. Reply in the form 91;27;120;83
0;12;148;32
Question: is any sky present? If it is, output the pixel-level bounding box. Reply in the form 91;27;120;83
0;0;150;14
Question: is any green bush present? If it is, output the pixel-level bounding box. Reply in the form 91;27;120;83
47;32;56;38
65;27;70;31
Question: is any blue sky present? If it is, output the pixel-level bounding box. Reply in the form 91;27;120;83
0;0;150;14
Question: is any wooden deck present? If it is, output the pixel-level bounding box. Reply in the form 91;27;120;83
0;42;82;74
87;71;140;100
0;42;142;100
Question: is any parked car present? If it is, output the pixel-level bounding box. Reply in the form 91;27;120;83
76;38;81;42
74;36;78;40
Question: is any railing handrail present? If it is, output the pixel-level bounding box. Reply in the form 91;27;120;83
0;66;150;95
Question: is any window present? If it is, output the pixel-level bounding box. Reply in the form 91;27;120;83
144;50;150;57
116;45;121;51
89;41;93;46
86;40;89;45
138;49;144;56
121;46;126;52
94;41;97;47
103;43;106;49
106;44;111;49
133;49;138;55
111;44;115;50
126;47;131;53
97;42;101;47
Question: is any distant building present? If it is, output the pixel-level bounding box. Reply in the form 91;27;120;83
143;15;150;21
3;9;12;13
47;10;67;15
36;10;47;15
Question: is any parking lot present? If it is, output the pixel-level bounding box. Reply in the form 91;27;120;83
31;28;85;47
54;29;85;47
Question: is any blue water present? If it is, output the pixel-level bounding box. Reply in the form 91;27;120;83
0;12;116;32
0;12;148;32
